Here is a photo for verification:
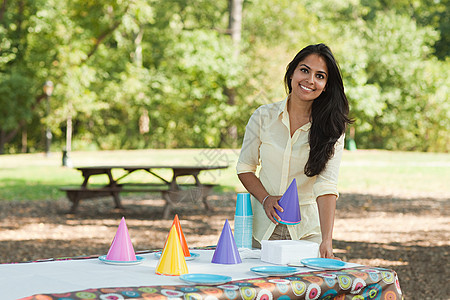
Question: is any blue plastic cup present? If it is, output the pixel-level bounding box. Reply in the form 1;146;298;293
235;193;253;216
234;215;253;249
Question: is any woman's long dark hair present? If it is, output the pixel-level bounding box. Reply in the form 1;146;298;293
284;43;353;177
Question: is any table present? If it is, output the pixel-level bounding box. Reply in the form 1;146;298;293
0;249;403;300
61;165;228;217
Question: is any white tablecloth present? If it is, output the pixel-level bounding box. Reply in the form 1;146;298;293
0;250;360;300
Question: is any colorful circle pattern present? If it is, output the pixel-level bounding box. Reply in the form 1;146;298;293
338;275;352;290
321;289;338;300
305;283;321;300
363;283;382;300
25;266;402;300
275;283;289;294
222;289;239;299
291;280;306;296
99;293;124;300
240;286;257;300
184;293;202;300
323;277;337;288
381;271;395;284
351;278;367;294
256;289;273;300
384;290;397;300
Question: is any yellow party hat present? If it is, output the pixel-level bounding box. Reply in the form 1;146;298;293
155;224;188;276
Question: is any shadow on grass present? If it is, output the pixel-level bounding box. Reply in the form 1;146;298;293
334;239;449;299
338;192;449;216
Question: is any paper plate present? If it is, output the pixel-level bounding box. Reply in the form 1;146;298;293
287;262;304;267
180;274;232;285
250;266;299;276
154;251;200;261
301;258;347;270
99;255;144;265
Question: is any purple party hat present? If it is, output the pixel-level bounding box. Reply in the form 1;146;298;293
211;219;242;264
275;179;301;225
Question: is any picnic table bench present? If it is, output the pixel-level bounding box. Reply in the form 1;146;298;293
60;165;228;218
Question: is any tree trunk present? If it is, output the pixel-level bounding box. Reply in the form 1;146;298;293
0;129;5;154
21;127;27;153
228;0;243;57
0;127;21;154
134;26;144;67
224;0;243;148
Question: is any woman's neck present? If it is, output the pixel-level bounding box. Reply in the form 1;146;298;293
287;94;312;122
287;95;312;136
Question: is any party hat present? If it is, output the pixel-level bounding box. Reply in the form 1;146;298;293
276;179;301;225
172;214;190;257
106;217;137;261
211;219;242;264
156;224;188;276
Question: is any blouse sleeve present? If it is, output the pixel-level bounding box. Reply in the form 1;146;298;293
236;107;262;174
313;134;345;200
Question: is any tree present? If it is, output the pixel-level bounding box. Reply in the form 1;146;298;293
0;0;448;154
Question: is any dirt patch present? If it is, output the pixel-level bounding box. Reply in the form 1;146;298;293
0;192;449;299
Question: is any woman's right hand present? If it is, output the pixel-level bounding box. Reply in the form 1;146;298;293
263;195;283;225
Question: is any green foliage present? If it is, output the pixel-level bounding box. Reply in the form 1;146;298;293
0;0;448;154
351;11;448;151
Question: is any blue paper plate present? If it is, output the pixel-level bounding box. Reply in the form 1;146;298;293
250;266;299;276
154;251;200;261
301;258;347;270
99;255;145;265
180;274;232;285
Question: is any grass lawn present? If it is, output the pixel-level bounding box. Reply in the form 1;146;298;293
0;149;448;201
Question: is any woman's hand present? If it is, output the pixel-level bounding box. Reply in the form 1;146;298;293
316;194;339;260
263;195;283;225
319;238;340;260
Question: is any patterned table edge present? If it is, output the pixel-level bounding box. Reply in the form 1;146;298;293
19;266;403;300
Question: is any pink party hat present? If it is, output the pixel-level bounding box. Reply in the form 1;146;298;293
211;219;242;264
276;179;301;225
106;217;137;261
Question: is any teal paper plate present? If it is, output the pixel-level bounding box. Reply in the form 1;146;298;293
250;266;299;276
99;255;144;265
154;251;200;261
180;274;232;285
301;258;347;270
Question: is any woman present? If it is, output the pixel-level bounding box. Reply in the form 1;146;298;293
236;43;352;258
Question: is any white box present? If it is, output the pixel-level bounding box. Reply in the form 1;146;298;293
261;240;319;265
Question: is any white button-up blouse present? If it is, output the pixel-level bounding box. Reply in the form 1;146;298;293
236;97;344;243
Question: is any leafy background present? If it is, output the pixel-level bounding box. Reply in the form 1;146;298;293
1;0;448;154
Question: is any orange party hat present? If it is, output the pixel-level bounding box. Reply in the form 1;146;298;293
156;224;188;276
172;214;190;257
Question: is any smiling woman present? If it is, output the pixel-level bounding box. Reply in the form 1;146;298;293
289;54;328;104
236;43;353;259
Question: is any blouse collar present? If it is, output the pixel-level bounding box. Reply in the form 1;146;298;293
279;96;312;131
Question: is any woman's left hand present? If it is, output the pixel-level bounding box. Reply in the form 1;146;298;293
319;239;341;260
316;194;340;260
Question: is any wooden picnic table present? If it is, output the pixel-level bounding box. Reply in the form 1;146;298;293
61;165;229;218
